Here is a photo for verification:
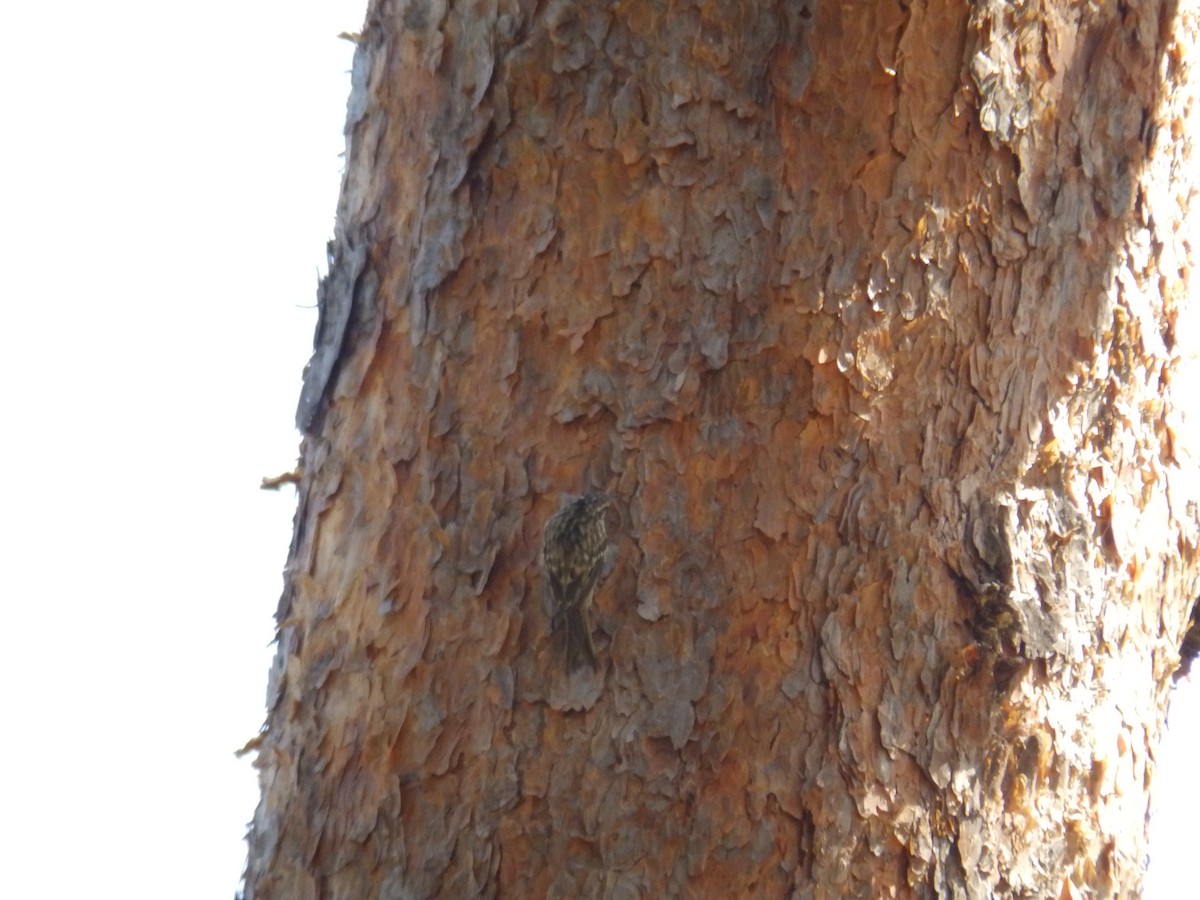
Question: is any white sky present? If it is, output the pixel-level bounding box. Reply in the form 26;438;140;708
0;3;1195;897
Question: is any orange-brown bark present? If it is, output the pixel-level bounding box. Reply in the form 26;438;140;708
246;1;1200;897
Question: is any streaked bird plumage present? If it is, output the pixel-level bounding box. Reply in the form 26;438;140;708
542;493;613;673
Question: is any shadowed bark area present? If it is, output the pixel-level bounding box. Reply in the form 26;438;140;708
246;0;1200;897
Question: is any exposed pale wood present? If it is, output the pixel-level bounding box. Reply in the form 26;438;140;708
246;1;1200;897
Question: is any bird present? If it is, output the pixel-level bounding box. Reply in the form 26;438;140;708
542;493;614;673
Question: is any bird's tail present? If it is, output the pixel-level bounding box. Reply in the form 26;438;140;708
563;607;598;673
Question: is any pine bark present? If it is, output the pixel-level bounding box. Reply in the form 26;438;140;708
246;1;1200;897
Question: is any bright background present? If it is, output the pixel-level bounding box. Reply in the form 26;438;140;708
0;3;1196;897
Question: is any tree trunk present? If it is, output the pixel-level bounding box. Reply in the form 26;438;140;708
245;1;1200;897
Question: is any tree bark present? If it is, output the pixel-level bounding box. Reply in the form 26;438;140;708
246;1;1200;897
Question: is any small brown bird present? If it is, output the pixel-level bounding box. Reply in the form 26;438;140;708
542;493;614;673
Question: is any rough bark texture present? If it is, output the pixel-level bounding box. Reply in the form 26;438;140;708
246;0;1200;897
